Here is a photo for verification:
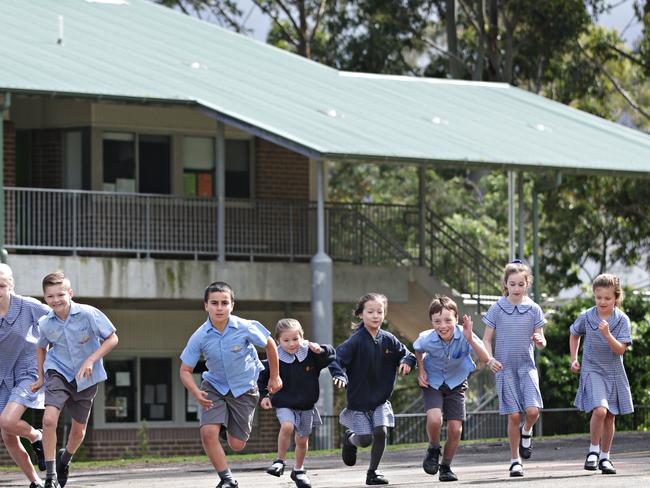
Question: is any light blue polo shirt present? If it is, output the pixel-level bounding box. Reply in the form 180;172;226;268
37;301;116;392
180;314;270;398
413;325;479;390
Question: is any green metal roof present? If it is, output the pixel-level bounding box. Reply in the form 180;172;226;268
2;0;650;174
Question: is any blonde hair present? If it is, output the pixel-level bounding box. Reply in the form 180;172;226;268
502;260;533;296
275;318;304;340
592;274;624;306
0;263;15;292
42;270;72;291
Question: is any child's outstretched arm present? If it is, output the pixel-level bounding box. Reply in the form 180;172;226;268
462;315;501;371
265;338;283;394
30;346;47;393
597;320;628;355
77;332;119;381
415;352;428;387
179;362;213;410
569;334;581;373
531;326;546;350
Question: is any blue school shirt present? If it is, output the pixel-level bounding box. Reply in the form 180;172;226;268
413;325;479;389
37;301;117;392
180;314;270;398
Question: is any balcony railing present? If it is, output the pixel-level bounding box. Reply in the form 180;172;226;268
4;188;418;264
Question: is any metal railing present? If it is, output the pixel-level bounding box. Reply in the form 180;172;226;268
311;405;650;449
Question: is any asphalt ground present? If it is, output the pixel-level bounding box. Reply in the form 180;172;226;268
3;432;648;488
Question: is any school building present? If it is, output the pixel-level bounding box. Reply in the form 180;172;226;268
2;0;650;462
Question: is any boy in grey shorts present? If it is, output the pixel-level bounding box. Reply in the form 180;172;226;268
180;281;282;488
414;295;499;482
31;271;118;488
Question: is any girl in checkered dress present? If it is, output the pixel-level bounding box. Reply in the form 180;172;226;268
482;260;546;478
569;274;633;475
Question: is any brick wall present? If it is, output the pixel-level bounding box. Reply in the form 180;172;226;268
31;129;63;188
2;120;16;186
255;138;309;201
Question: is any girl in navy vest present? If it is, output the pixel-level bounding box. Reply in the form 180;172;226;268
329;293;415;485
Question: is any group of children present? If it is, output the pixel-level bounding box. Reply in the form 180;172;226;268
0;260;634;488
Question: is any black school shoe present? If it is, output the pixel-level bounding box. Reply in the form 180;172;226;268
584;451;599;471
423;446;441;475
366;470;389;485
29;482;44;488
31;430;46;471
439;464;458;482
598;459;617;475
342;430;357;466
266;459;286;477
43;478;59;488
518;431;533;460
290;469;312;488
56;449;69;488
509;461;524;477
216;479;239;488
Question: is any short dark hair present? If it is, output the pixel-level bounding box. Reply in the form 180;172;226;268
428;295;458;320
42;270;72;291
203;281;235;303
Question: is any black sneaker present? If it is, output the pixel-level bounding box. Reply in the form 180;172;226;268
216;479;239;488
423;446;441;475
266;459;285;477
31;430;46;471
290;469;312;488
598;459;616;475
366;470;389;485
43;478;59;488
439;464;458;482
341;430;357;466
584;451;599;471
56;449;69;488
29;482;44;488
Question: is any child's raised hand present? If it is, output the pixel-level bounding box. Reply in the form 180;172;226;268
260;397;272;410
571;359;581;373
487;357;503;373
531;332;544;347
268;375;283;394
417;370;428;388
196;390;213;410
398;363;411;376
307;341;322;354
462;314;473;341
598;320;611;336
332;376;347;389
30;377;44;393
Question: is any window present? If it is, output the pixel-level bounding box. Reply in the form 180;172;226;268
139;135;171;194
182;136;251;198
140;358;172;421
104;359;136;423
103;132;135;192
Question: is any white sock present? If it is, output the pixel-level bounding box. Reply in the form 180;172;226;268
521;426;532;448
510;458;523;471
511;458;521;465
32;476;43;485
32;430;43;443
589;443;600;454
600;451;610;461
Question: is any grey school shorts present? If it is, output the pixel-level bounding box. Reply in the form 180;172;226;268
422;381;468;421
44;370;98;424
200;380;259;441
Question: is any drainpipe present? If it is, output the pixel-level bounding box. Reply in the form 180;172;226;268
418;164;425;267
215;121;225;262
0;93;10;264
311;159;333;415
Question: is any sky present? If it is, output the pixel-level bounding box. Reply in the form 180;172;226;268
236;0;644;46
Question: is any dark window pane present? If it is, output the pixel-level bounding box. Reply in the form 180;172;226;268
225;140;249;198
103;135;134;184
185;361;208;422
140;358;172;421
104;359;136;423
139;135;171;194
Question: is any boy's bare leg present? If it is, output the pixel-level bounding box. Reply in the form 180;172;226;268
442;420;462;463
65;419;87;454
42;406;61;462
201;424;230;472
426;408;443;446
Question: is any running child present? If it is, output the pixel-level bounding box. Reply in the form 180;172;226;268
482;260;546;478
258;318;336;488
0;264;49;488
180;281;282;488
415;295;500;482
329;292;415;485
569;274;633;475
32;271;119;488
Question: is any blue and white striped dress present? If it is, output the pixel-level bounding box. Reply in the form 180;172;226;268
0;294;50;412
483;296;546;415
570;307;633;415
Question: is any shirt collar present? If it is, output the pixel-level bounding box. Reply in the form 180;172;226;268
497;296;533;314
44;301;81;322
586;306;623;329
429;325;462;343
204;315;239;334
4;294;23;325
358;323;385;340
278;341;309;363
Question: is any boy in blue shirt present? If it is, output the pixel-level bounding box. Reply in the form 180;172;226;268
32;271;118;488
180;281;282;488
414;295;499;482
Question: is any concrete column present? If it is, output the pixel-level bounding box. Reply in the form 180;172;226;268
215;122;225;262
507;170;515;261
311;159;333;415
418;165;426;267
